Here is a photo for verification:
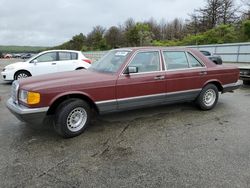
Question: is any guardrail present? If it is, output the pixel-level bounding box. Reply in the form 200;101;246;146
83;42;250;63
82;51;107;62
188;42;250;63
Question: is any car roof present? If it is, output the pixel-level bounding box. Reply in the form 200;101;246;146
41;50;81;53
113;46;196;51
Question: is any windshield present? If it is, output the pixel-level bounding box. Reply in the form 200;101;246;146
89;50;131;73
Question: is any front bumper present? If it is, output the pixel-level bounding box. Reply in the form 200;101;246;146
6;98;49;125
1;71;14;81
222;80;242;93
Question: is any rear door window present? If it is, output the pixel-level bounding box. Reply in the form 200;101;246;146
71;52;78;60
187;53;203;68
163;51;189;70
59;52;71;61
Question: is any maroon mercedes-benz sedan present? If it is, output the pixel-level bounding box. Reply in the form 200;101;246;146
7;47;241;138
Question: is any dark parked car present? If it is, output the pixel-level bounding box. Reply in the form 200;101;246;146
239;66;250;85
21;53;32;59
7;47;241;138
13;54;21;58
200;50;223;65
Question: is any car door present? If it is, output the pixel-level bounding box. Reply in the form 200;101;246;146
57;52;78;72
163;50;207;102
116;50;166;110
30;52;58;76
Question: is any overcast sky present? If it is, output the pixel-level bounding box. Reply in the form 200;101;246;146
0;0;210;46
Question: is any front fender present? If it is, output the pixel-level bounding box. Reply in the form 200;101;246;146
49;91;95;106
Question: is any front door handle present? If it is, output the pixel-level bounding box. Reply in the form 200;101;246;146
154;75;165;80
51;63;57;65
199;71;207;75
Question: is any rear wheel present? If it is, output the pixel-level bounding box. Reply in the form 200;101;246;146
14;70;31;80
196;84;219;110
76;67;84;70
54;99;91;138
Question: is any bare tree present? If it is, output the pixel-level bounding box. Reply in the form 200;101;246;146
220;0;238;24
200;0;223;28
241;0;250;20
144;18;161;40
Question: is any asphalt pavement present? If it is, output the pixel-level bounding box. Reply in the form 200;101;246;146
0;59;250;187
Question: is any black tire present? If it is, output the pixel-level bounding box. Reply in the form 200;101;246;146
54;99;91;138
243;80;250;85
14;70;31;80
196;84;219;110
76;67;84;70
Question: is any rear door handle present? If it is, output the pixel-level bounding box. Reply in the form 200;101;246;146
199;71;207;75
51;63;57;65
154;75;165;80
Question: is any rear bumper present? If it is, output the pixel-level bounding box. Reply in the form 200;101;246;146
222;80;242;93
6;98;49;125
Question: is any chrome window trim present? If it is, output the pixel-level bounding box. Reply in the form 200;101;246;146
164;67;205;72
120;49;163;76
162;50;206;72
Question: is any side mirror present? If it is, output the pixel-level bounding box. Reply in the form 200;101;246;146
32;59;38;64
124;66;138;74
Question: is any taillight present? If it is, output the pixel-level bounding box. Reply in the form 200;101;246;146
82;59;91;64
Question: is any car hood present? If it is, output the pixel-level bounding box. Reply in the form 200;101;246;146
5;61;28;69
18;69;116;91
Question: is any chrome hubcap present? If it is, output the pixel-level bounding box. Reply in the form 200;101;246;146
67;107;87;132
17;73;28;80
203;89;216;106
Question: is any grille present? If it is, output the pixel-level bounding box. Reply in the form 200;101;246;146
11;81;19;104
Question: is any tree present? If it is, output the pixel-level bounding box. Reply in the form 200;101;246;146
199;0;223;29
220;0;238;24
241;0;250;20
87;26;107;50
104;26;123;48
71;33;86;50
243;20;250;39
54;33;86;50
144;18;161;40
136;23;153;46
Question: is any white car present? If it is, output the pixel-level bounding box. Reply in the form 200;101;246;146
1;50;92;81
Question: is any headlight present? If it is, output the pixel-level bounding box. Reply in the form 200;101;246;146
5;66;15;71
19;90;40;105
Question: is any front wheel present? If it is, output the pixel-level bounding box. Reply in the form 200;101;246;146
54;99;91;138
196;84;219;110
14;70;31;80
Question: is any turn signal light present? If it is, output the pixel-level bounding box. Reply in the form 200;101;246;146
27;92;40;105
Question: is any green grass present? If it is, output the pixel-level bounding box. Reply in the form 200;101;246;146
0;45;49;53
